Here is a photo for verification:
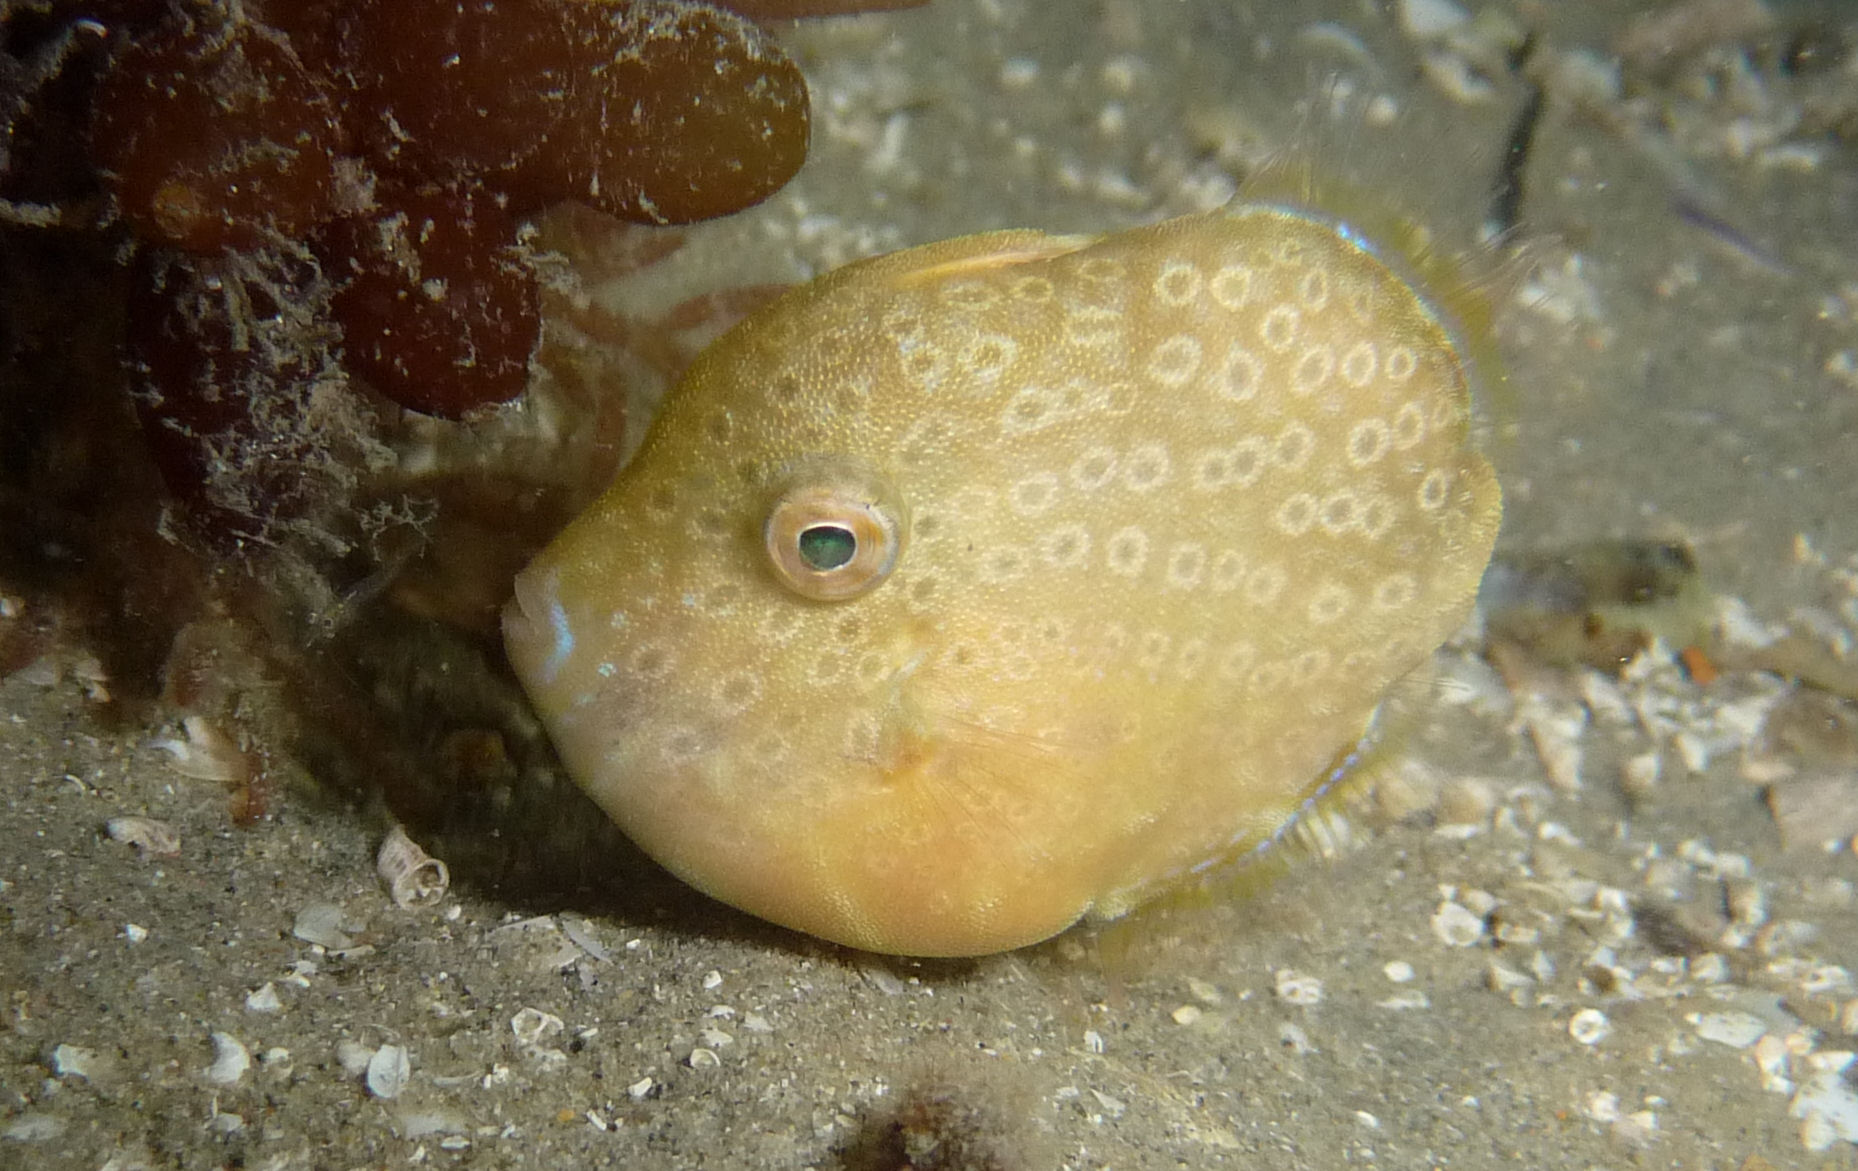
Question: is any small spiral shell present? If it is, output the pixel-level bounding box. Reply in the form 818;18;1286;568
376;825;449;909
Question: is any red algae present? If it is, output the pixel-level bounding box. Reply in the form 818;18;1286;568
711;0;930;21
68;0;825;569
346;0;574;179
316;180;539;418
514;0;811;224
90;18;346;252
86;0;815;433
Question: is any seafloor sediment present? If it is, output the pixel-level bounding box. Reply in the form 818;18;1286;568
6;1;1858;1167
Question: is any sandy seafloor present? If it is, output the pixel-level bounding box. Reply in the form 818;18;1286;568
8;0;1858;1167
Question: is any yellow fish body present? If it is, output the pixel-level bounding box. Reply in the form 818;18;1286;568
503;205;1502;956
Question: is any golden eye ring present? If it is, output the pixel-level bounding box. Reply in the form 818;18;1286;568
764;459;907;602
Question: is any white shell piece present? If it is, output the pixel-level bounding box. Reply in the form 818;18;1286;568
366;1044;411;1100
49;1044;102;1080
336;1040;374;1077
1693;1011;1768;1049
153;716;248;782
204;1032;251;1085
292;903;357;950
244;983;283;1014
104;816;180;857
510;1007;565;1047
1274;968;1325;1006
1568;1008;1612;1045
1431;901;1486;947
1398;0;1469;39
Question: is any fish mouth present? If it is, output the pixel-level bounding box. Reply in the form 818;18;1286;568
502;566;571;687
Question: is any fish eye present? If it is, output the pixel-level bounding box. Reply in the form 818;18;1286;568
764;458;906;601
797;524;858;571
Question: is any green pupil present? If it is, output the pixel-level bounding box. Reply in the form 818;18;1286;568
797;524;858;571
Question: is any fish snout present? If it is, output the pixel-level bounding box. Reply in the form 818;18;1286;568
502;566;574;688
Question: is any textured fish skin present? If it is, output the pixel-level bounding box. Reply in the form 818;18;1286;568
504;204;1502;956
